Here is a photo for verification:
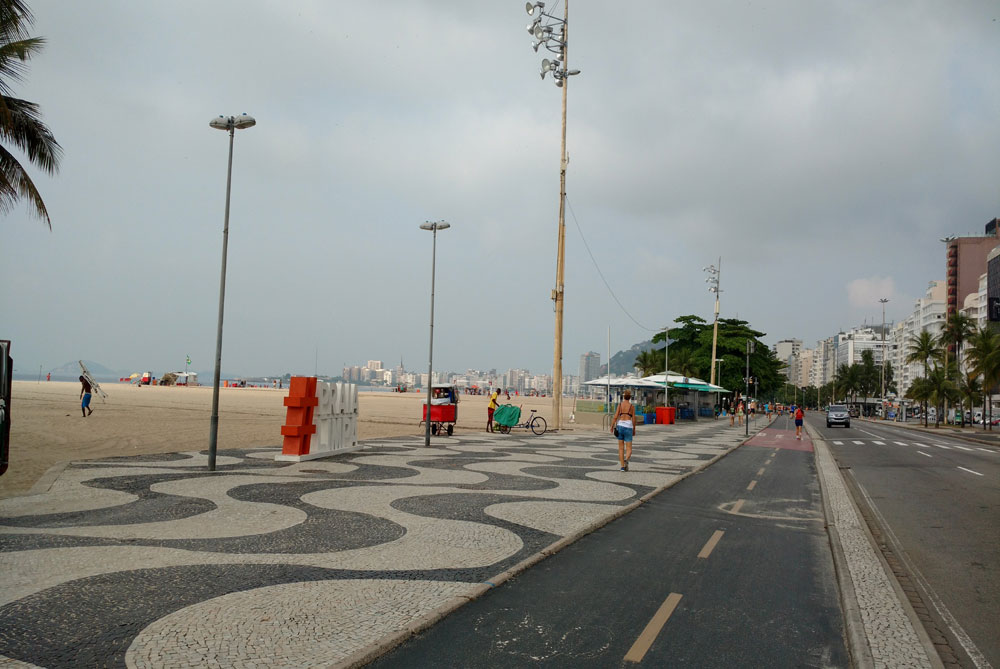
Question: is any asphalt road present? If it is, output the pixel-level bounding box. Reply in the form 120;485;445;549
804;412;1000;669
372;420;848;668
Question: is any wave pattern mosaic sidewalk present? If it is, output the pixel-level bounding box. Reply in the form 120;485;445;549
0;420;748;668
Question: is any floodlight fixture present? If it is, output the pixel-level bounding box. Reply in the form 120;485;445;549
533;24;545;40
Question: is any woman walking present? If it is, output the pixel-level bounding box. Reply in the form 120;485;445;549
612;390;636;471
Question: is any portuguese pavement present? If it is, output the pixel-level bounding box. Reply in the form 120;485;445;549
0;418;753;668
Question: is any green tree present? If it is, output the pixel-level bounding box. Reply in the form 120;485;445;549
964;326;1000;430
859;350;878;415
939;312;975;425
634;350;660;377
906;331;941;427
958;372;983;426
925;363;957;428
906;376;933;426
0;0;61;227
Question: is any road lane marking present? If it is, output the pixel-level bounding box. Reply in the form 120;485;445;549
756;468;765;476
958;467;983;476
894;441;908;446
730;499;745;514
977;448;994;453
913;442;929;448
917;451;932;458
833;441;844;445
952;445;973;451
853;440;865;445
697;530;725;559
934;444;952;450
747;480;757;491
624;593;683;663
873;441;886;445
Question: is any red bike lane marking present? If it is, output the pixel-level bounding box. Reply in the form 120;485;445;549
746;430;814;452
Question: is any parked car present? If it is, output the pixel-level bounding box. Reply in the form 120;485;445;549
827;404;850;428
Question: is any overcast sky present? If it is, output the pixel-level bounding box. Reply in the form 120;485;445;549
2;1;999;378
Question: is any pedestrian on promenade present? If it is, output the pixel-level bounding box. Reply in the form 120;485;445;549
795;405;804;439
79;375;93;417
737;400;744;426
611;390;636;471
487;387;500;432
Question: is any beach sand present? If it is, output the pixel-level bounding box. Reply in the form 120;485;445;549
1;381;597;499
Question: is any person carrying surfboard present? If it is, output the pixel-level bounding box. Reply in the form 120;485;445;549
79;375;94;417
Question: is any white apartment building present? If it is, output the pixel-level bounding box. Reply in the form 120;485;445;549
836;326;889;369
890;280;946;398
773;339;802;377
811;337;835;387
795;348;815;387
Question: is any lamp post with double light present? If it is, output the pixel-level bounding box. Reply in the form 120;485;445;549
207;113;255;472
880;297;889;419
420;221;450;448
524;1;581;431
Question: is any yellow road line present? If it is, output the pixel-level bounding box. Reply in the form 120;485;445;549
756;467;765;476
747;480;757;491
624;592;684;663
697;530;725;559
730;499;745;514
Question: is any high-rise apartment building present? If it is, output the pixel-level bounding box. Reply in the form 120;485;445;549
578;351;601;383
944;219;1000;316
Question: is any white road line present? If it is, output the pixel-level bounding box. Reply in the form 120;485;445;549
934;444;952;450
917;451;932;458
852;440;865;445
833;441;843;445
977;448;994;453
952;445;973;451
894;441;908;446
958;467;983;476
913;443;929;448
873;441;886;445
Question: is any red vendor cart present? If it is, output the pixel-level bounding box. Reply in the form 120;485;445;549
420;384;459;436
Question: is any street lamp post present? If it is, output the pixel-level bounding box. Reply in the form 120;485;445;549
524;1;581;431
207;113;255;472
745;339;754;437
663;326;670;413
704;259;722;385
420;221;450;448
880;297;889;420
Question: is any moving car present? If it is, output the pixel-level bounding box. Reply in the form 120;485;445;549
827;404;850;428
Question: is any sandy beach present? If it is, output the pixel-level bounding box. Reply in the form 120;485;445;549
1;381;594;499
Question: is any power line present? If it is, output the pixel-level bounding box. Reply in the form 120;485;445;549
564;194;658;333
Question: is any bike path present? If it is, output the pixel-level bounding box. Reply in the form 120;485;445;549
371;421;848;667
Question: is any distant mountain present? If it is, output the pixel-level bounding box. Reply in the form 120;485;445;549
601;340;658;376
51;360;118;377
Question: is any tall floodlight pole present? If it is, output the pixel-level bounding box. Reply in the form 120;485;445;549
420;221;450;448
704;259;722;384
663;326;670;411
880;298;889;420
524;1;580;431
207;113;255;472
745;339;754;437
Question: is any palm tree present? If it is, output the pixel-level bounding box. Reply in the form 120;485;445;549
634;350;660;377
925;364;957;428
906;331;941;427
906;377;933;426
958;372;983;427
964;327;1000;431
939;312;975;425
0;0;61;228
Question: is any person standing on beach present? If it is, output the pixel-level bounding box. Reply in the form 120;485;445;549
487;387;500;432
612;390;636;471
79;375;93;417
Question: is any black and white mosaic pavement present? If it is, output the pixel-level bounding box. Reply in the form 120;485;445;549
0;421;748;668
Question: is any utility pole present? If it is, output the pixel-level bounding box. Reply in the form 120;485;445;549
879;298;888;420
745;339;754;437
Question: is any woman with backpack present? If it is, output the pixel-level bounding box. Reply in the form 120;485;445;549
612;390;636;471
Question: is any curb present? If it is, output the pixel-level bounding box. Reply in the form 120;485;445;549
330;424;764;669
809;423;943;669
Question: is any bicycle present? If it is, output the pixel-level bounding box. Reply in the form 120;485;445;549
497;407;547;435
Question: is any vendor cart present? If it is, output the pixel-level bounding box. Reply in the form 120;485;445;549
420;384;458;436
